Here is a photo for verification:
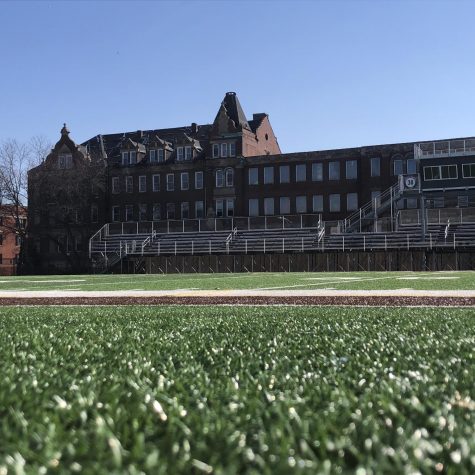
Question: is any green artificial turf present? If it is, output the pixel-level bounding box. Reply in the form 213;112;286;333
1;270;475;292
0;306;474;474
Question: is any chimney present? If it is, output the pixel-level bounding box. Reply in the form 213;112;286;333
191;122;199;134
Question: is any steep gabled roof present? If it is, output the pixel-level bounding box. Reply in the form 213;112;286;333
213;92;250;131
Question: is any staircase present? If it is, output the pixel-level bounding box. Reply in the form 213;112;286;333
339;182;401;234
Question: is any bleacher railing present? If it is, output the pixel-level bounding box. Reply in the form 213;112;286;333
400;207;475;226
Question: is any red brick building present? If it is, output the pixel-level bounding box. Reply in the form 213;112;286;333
0;205;26;275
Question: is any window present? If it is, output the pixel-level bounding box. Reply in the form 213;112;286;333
424;165;457;180
249;198;259;216
407;159;417;174
393;159;404;176
221;143;228;158
177;147;184;161
125;176;133;193
225;168;234;187
229;143;236;157
212;144;219;158
312;163;323;181
195;171;203;189
296;196;307;213
181;202;189;219
280;196;290;214
58;153;72;169
370;157;380;177
296;164;306;182
112;177;120;194
157;149;164;162
216;169;224;188
329;194;340;212
166;173;174;191
153;204;161;221
166;203;175;220
215;199;224;218
264;197;274;216
264;167;274;184
125;205;134;221
312;195;323;212
185;146;192;161
152;174;160;192
329;162;340;180
195;201;204;218
139;176;146;193
121;152;129;166
91;204;98;223
278;165;289;184
149;150;156;163
139;204;147;221
112;206;120;222
346;160;357;180
462;163;475;178
458;196;469;207
371;191;381;208
226;199;234;217
249;168;259;185
347;193;358;211
181;172;189;190
129;151;137;165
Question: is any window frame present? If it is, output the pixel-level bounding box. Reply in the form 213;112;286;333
248;168;259;185
152;174;160;192
181;172;189;191
345;160;358;180
296;164;307;182
312;162;323;181
195;171;204;189
139;175;147;193
166;173;175;191
329;161;340;181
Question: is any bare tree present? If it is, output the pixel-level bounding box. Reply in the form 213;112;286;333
0;136;52;271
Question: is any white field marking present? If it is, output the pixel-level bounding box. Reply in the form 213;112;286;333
0;279;87;284
252;274;411;291
302;277;361;280
396;276;459;280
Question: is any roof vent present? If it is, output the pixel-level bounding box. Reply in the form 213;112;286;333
226;91;236;96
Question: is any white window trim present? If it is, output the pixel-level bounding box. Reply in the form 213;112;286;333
212;144;219;158
195;171;203;189
462;163;475;178
152;174;160;192
139;175;147;193
423;165;458;181
181;172;189;190
166;173;175;191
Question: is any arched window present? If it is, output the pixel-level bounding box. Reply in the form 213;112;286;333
215;169;224;188
225;168;234;187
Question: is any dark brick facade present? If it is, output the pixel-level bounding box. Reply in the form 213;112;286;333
27;92;475;273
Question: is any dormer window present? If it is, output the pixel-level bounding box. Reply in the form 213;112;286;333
58;153;73;169
158;149;164;162
185;146;192;161
129;151;137;165
212;144;219;158
177;147;184;161
122;152;129;166
221;143;228;158
149;150;156;163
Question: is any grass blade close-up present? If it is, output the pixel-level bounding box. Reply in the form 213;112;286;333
0;305;474;474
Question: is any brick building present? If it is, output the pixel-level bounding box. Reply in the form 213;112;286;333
27;92;475;273
0;205;26;275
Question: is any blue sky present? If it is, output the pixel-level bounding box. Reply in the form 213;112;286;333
1;0;474;152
